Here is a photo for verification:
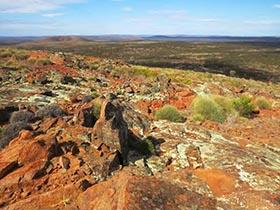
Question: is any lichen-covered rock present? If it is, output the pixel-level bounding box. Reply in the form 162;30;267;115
92;100;129;161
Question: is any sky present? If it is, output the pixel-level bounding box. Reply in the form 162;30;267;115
0;0;280;36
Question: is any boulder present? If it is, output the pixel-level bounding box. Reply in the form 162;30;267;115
92;101;129;162
77;170;217;210
0;122;32;149
0;105;19;124
10;110;35;124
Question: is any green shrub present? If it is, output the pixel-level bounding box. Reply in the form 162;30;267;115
136;139;155;156
132;67;159;78
28;58;37;64
0;51;13;58
191;96;228;123
89;62;100;70
233;96;255;117
36;58;52;66
155;105;185;123
15;52;29;60
92;102;102;119
213;96;235;115
255;97;272;110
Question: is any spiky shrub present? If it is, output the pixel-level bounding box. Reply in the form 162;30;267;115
36;58;52;66
233;96;255;117
0;49;13;58
191;96;228;123
89;62;100;70
155;105;185;123
15;52;29;60
213;96;235;116
255;97;272;110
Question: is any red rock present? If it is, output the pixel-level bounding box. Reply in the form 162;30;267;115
78;170;217;210
194;168;237;197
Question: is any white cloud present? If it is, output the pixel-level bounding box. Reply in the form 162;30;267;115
122;7;132;12
42;13;64;18
244;20;280;26
0;0;85;13
196;18;220;23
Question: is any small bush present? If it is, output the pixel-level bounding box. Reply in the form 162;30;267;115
213;96;235;115
92;102;102;119
132;67;159;78
0;122;32;149
89;62;100;70
36;105;66;119
28;58;37;64
233;96;255;117
15;52;29;60
0;50;13;58
255;97;272;110
191;96;233;123
36;58;52;66
155;105;185;123
10;111;35;124
136;139;155;156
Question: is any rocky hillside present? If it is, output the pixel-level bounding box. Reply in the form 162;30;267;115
0;48;280;209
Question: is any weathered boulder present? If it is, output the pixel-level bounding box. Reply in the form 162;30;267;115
10;110;35;124
35;105;66;119
92;100;129;161
77;170;217;210
0;105;18;124
0;122;32;149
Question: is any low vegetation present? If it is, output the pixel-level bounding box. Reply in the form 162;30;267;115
0;50;13;58
155;105;185;123
15;51;29;60
17;41;280;82
191;96;233;123
233;96;255;117
36;58;52;66
92;102;102;119
136;139;155;156
255;96;272;110
191;94;260;123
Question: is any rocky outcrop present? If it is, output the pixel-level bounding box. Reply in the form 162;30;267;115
77;170;217;210
92;100;129;162
0;49;280;209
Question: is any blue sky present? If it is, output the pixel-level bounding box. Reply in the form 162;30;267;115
0;0;280;36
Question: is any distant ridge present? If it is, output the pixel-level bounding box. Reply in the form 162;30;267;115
38;36;88;42
1;35;280;45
